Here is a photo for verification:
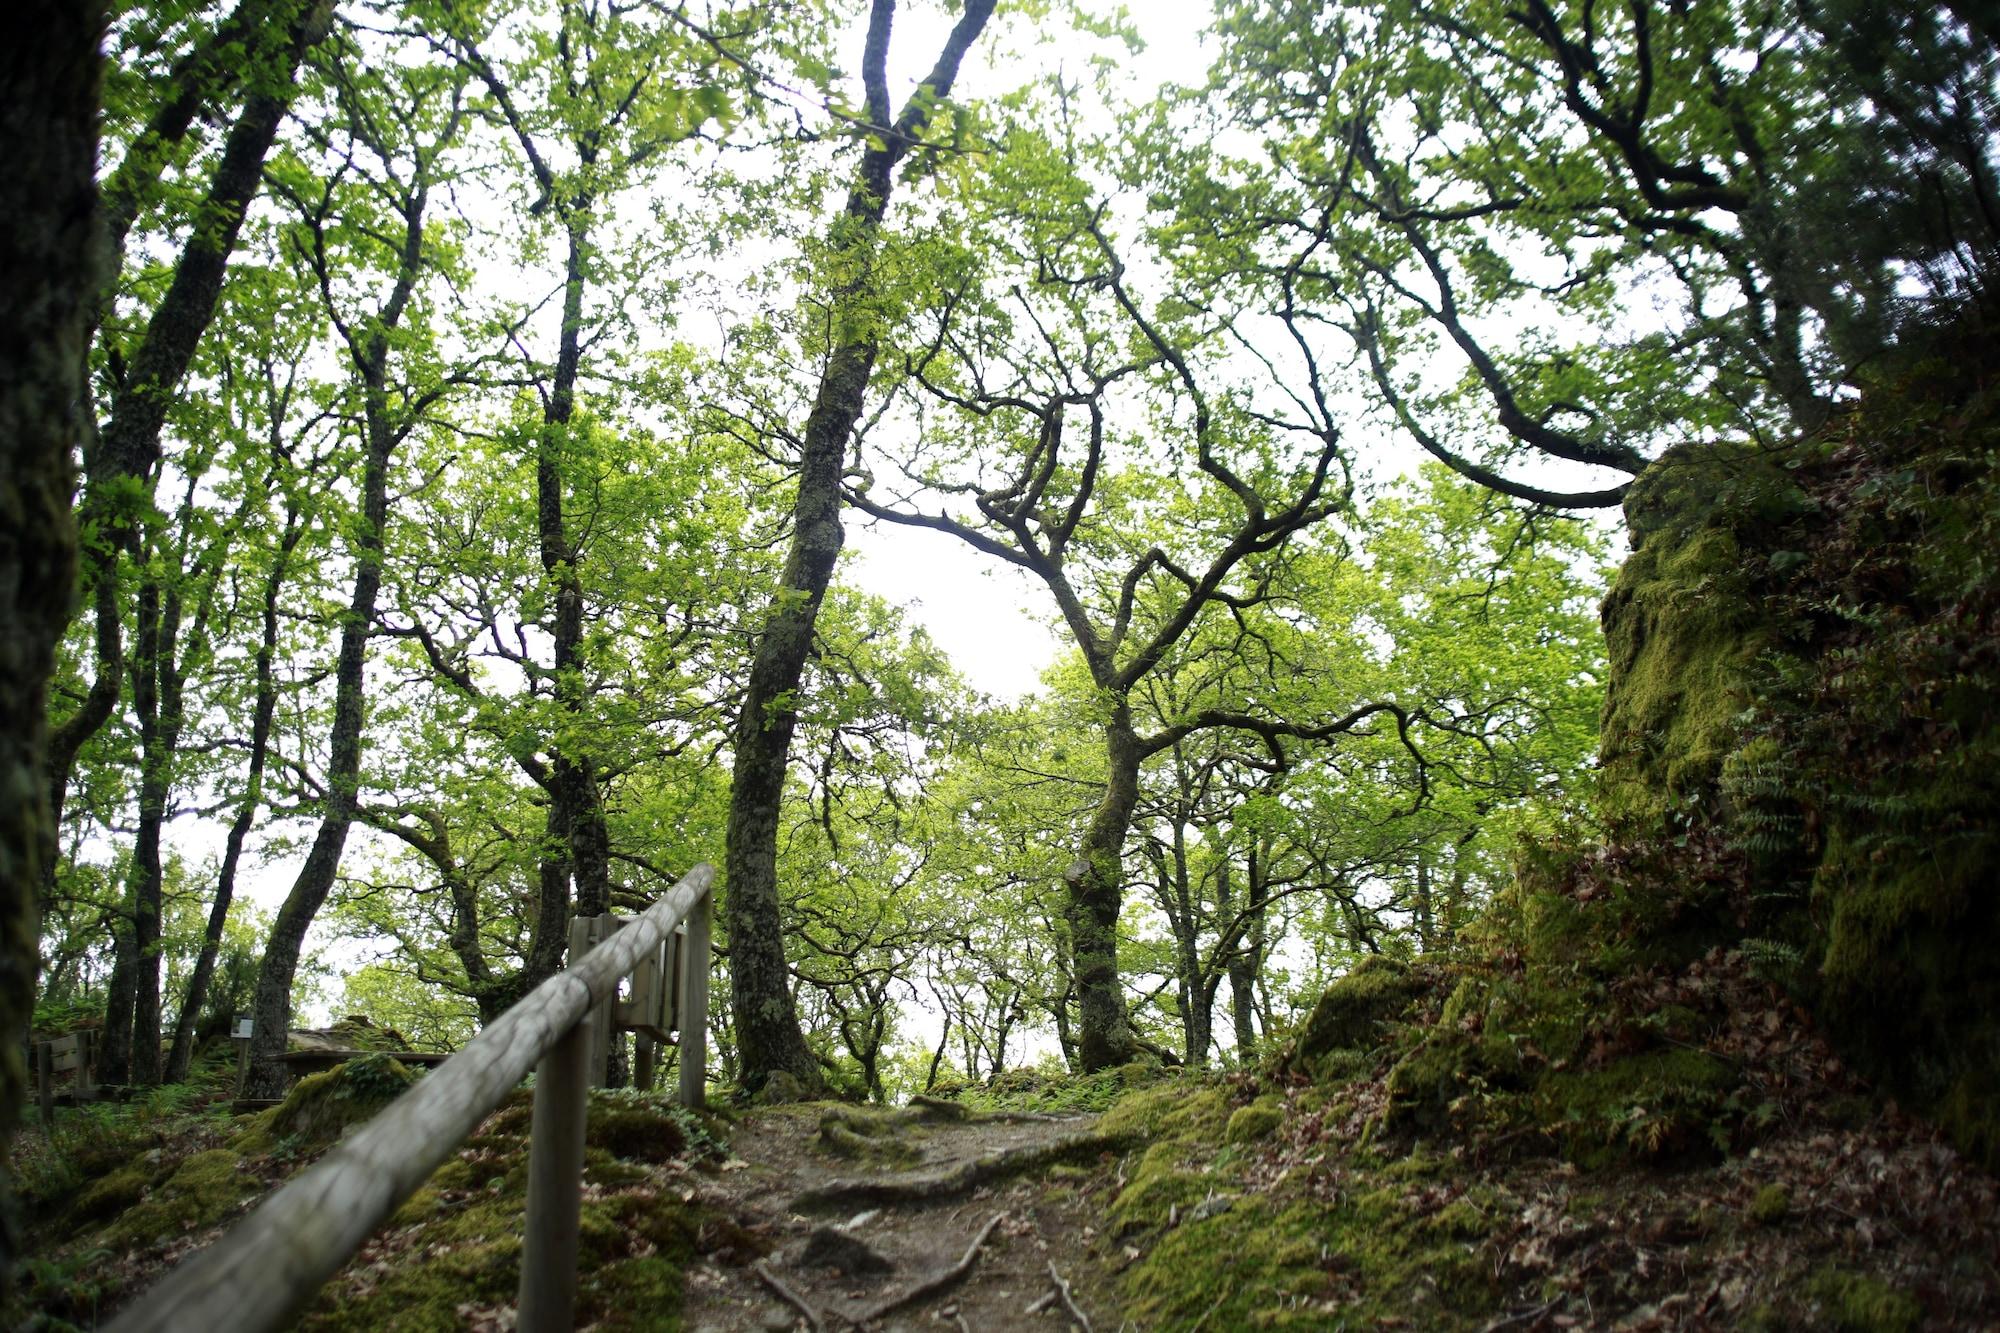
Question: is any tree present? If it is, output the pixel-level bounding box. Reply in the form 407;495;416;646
2;0;102;1275
846;83;1455;1069
242;44;472;1097
721;0;998;1091
1205;0;2000;507
435;0;756;1006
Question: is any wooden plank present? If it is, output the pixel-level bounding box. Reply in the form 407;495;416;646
665;926;683;1035
104;863;715;1333
678;889;711;1110
633;1035;656;1092
517;1013;590;1332
574;915;614;1089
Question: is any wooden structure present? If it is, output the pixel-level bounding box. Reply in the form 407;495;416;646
33;1029;118;1124
103;864;714;1333
571;911;687;1091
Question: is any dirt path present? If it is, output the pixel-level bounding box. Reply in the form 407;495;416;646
679;1101;1126;1333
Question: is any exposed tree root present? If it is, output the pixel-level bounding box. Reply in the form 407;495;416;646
754;1259;824;1333
849;1210;1007;1328
1047;1260;1093;1333
794;1129;1131;1212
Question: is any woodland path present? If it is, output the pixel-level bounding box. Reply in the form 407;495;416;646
679;1100;1128;1333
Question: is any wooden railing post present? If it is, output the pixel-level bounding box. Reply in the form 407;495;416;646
678;888;710;1110
37;1041;53;1128
100;864;714;1333
634;1035;657;1091
517;1010;591;1331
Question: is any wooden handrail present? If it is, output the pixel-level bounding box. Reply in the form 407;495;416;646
106;863;715;1333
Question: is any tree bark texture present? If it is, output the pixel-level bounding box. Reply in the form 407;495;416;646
723;0;997;1090
0;0;101;1278
1228;843;1268;1057
242;412;392;1098
166;511;299;1083
1067;707;1141;1072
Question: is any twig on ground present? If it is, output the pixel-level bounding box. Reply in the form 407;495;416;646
851;1211;1008;1327
754;1259;825;1333
1048;1261;1093;1333
1025;1289;1058;1315
1479;1298;1562;1332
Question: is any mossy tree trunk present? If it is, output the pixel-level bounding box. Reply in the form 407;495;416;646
0;0;100;1277
724;0;998;1091
242;366;395;1099
1227;841;1270;1056
243;127;446;1097
1067;706;1143;1072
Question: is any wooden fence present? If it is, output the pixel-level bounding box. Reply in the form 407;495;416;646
104;863;714;1333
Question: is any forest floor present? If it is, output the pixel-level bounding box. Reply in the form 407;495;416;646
679;1099;1124;1333
16;1015;2000;1330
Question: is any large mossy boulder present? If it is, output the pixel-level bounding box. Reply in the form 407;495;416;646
1593;336;2000;1166
1283;957;1434;1081
241;1052;420;1153
1596;442;1813;826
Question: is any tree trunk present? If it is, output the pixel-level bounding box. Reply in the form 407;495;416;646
1414;851;1434;953
127;558;192;1087
0;0;99;1278
166;511;298;1083
722;0;997;1093
241;415;391;1098
1228;844;1268;1057
1067;704;1140;1072
99;901;139;1085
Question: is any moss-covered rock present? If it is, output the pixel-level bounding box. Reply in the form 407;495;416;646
239;1052;420;1154
1586;363;2000;1168
100;1149;256;1248
1225;1099;1283;1144
1597;443;1810;826
587;1093;688;1164
1283;957;1433;1079
71;1160;155;1225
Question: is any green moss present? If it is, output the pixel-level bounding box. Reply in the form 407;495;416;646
1225;1099;1284;1144
1808;1267;1924;1333
237;1053;419;1154
951;1059;1164;1115
1109;1140;1216;1235
71;1161;154;1225
1598;445;1805;826
1284;958;1433;1079
1749;1183;1790;1225
1421;1196;1490;1238
1537;1047;1737;1169
1118;1185;1500;1328
100;1149;256;1248
586;1094;687;1164
1096;1078;1230;1145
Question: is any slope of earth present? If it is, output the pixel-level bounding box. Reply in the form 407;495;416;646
13;1055;729;1330
1086;959;2000;1331
679;1095;1132;1333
